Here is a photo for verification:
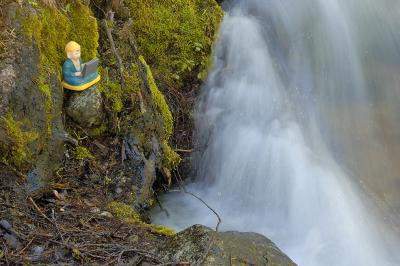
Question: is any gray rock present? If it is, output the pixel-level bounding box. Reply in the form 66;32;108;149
158;225;296;266
3;233;21;250
123;135;161;208
115;187;123;194
0;220;12;231
65;86;104;127
30;246;44;261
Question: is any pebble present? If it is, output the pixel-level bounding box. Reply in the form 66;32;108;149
99;211;113;218
90;207;100;214
30;246;44;261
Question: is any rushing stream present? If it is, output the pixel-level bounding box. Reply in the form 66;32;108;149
152;0;400;265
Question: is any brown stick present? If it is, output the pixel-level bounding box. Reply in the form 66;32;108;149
28;197;53;224
28;197;66;245
16;236;36;255
104;11;125;88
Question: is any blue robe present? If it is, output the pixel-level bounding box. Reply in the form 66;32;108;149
62;58;99;86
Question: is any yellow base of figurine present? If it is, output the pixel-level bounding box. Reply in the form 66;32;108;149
62;75;101;91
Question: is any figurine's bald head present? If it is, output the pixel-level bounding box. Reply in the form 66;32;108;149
65;41;81;61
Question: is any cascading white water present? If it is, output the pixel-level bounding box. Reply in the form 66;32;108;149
152;0;400;265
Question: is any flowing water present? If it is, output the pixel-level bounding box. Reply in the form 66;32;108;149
152;0;400;265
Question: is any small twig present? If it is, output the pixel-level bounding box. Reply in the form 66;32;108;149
175;170;221;231
51;209;66;245
16;236;36;255
154;191;169;217
28;197;67;246
28;197;53;224
174;149;193;153
174;170;221;266
109;222;124;237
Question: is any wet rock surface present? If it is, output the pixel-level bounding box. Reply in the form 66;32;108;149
123;133;160;208
159;225;296;266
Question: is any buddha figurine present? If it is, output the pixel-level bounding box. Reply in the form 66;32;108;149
61;41;100;91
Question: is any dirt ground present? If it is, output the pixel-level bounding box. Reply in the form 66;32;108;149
0;160;178;265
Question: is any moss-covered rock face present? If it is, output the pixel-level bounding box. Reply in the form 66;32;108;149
126;0;223;86
0;1;99;188
0;0;222;202
0;114;38;168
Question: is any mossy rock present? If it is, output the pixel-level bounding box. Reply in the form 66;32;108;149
158;225;296;265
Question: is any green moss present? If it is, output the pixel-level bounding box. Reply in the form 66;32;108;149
139;56;181;170
88;123;107;136
162;140;181;169
0;114;39;167
68;3;99;61
98;66;141;120
108;201;176;237
108;201;141;222
108;82;123;113
125;0;223;87
142;223;176;237
74;146;94;160
20;2;98;71
139;56;173;139
124;64;141;94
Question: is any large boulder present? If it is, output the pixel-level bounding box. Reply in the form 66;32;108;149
65;86;104;127
158;225;297;266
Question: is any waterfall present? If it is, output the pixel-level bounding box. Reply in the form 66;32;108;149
152;0;400;265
